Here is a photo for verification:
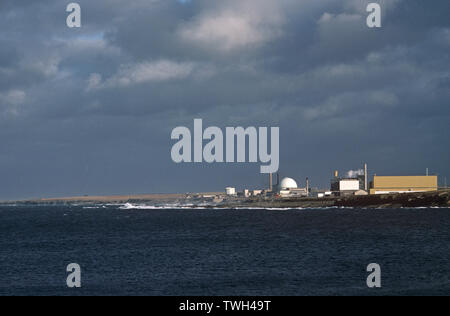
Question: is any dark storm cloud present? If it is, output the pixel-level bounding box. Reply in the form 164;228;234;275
0;0;449;199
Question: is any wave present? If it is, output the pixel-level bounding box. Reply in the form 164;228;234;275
117;203;450;211
117;203;348;211
3;202;443;211
118;203;209;210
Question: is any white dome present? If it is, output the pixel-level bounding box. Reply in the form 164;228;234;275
279;177;298;190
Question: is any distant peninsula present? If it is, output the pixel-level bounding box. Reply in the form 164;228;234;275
2;190;449;209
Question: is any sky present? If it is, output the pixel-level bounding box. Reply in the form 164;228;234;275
0;0;449;200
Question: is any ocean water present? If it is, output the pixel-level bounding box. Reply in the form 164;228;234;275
0;204;449;296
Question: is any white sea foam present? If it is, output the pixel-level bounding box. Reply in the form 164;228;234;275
116;203;344;211
82;206;106;209
80;203;450;211
119;203;209;210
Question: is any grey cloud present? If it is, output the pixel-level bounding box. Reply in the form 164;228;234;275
0;0;449;199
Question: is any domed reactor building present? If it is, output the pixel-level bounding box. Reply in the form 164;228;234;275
273;175;309;198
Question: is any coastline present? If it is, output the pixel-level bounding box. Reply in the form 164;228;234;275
2;189;449;209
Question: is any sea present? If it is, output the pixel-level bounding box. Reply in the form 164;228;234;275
0;204;449;296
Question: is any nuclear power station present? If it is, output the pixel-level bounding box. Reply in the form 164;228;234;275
224;163;440;199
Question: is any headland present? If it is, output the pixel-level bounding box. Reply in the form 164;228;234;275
2;189;449;209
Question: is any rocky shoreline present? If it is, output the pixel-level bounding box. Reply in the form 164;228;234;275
1;190;449;209
219;190;450;209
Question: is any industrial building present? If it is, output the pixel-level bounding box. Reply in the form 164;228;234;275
225;187;236;196
331;164;369;196
275;176;308;197
370;176;438;195
226;164;441;201
329;164;440;196
331;178;360;192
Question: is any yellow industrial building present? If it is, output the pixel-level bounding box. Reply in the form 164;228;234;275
370;176;438;195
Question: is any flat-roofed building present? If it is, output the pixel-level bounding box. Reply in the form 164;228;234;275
331;178;361;196
370;176;438;195
225;187;236;196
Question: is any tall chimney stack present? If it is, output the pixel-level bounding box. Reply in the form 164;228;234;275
306;177;309;197
364;163;368;191
269;173;273;191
